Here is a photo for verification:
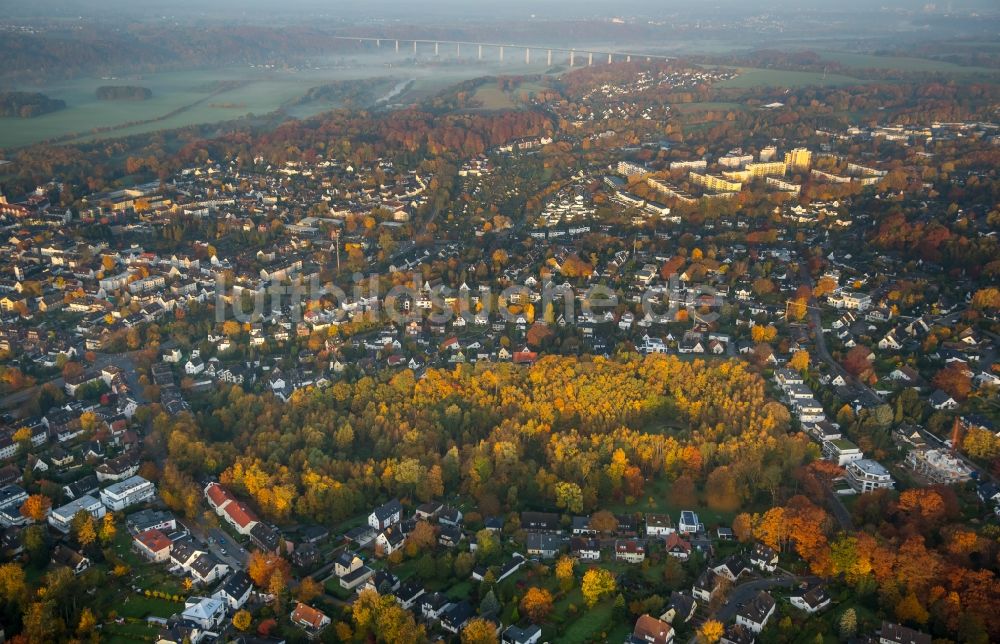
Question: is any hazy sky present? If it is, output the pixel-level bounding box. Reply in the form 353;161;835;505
5;0;999;20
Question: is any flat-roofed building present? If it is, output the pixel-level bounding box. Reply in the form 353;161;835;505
100;475;155;511
845;459;894;494
50;495;105;533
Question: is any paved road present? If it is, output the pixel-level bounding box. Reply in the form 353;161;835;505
798;262;883;407
825;488;855;531
180;518;249;570
714;576;797;622
207;526;250;568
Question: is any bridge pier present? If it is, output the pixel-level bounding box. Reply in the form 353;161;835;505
413;41;417;54
588;52;593;66
395;40;399;53
608;53;612;64
547;49;552;66
376;39;380;48
525;48;530;64
478;44;482;60
456;43;460;57
570;50;575;67
434;42;439;56
500;46;504;62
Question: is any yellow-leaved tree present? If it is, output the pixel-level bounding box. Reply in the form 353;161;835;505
581;568;616;607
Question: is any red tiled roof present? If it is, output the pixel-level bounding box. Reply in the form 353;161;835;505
291;602;329;629
224;501;258;528
134;529;172;553
205;482;235;509
634;614;673;644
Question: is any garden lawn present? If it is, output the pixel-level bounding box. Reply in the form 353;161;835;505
102;621;161;643
118;594;183;620
557;598;615;643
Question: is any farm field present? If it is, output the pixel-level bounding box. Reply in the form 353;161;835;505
672;101;745;113
717;67;864;89
472;85;518;110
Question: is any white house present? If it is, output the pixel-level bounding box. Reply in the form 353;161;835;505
368;499;402;531
212;571;253;610
181;597;226;630
790;585;831;613
736;591;775;633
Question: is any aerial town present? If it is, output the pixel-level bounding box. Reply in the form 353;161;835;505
0;4;998;644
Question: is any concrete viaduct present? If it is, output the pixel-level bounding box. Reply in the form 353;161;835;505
331;36;670;67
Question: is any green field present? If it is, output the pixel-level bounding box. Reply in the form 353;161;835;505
0;68;336;148
718;67;864;89
816;50;998;75
0;58;547;149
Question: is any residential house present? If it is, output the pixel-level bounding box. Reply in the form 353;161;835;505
521;512;561;532
713;555;750;582
368;499;403;531
250;522;282;552
749;543;779;572
646;513;675;536
213;571;253;611
615;539;646;563
440;600;475;634
692;570;723;603
375;528;406;557
396;580;425;610
415;501;443;520
334;551;374;590
789;583;831;613
630;614;674;644
526;532;564;559
51;545;91;574
570;537;601;561
929;390;958;410
188;553;229;586
736;590;775;633
290;603;331;638
659;591;697;625
133;529;173;562
127;509;177;535
181;597;226;631
664;533;692;560
502;624;542;644
879;621;931;644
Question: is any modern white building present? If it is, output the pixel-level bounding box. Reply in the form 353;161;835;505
822;439;863;466
845;459;895;494
678;510;701;534
100;475;155;511
49;495;106;533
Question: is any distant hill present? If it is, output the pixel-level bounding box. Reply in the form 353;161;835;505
0;91;66;118
96;86;153;101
